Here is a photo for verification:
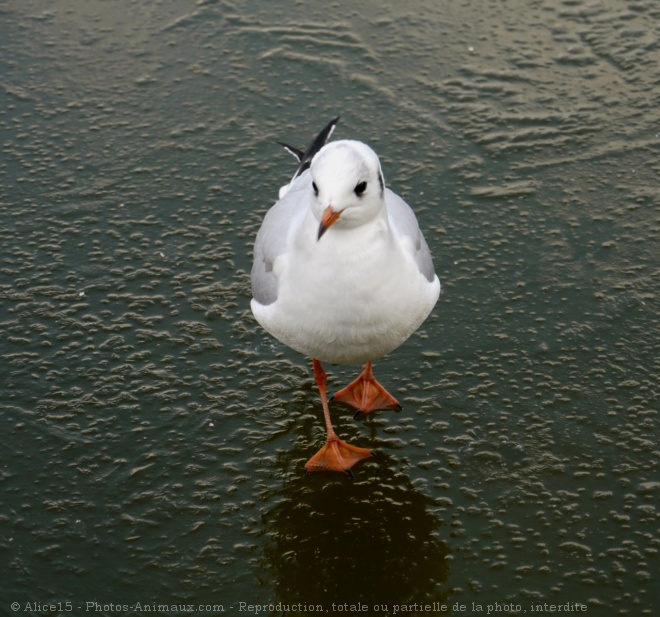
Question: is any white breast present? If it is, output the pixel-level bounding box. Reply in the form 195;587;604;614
251;208;440;364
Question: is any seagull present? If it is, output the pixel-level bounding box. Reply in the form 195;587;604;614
251;118;440;476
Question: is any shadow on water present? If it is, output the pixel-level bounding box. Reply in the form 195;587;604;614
259;448;452;614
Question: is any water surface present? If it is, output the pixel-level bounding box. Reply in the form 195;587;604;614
1;1;658;615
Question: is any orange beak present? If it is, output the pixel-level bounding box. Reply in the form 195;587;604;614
318;206;341;240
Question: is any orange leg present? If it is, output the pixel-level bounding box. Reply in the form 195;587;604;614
304;359;373;477
331;361;401;418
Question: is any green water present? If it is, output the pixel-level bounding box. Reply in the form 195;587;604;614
1;1;657;615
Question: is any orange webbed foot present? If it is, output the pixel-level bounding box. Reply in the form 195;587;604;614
304;436;374;477
331;361;401;418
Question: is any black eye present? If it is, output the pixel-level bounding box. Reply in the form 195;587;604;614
312;181;318;196
355;181;367;196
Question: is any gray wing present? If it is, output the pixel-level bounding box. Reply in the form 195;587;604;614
253;118;340;304
385;188;437;282
251;173;311;305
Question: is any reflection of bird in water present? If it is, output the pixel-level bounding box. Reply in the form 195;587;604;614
251;118;440;475
260;461;451;608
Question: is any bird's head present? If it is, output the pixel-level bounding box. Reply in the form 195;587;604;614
309;140;386;240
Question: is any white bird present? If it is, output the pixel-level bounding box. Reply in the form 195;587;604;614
251;118;440;476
